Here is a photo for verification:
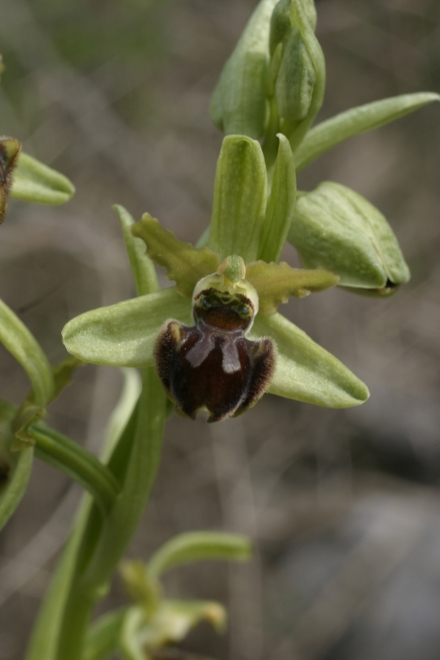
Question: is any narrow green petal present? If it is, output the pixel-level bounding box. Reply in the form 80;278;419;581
62;288;192;367
0;399;33;531
0;298;54;406
209;135;267;263
246;261;338;314
11;152;75;204
114;205;159;297
294;92;440;171
252;313;369;408
131;214;219;297
259;134;296;263
210;0;278;138
148;532;252;578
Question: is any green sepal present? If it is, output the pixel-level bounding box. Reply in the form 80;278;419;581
148;532;252;579
0;399;33;531
0;137;21;223
294;92;440;171
0;297;54;406
289;182;410;291
259;134;296;263
252;313;369;407
131;214;219;297
210;0;279;138
275;28;316;123
209;135;267;263
62;287;192;367
246;261;339;314
10;152;75;205
114;205;159;297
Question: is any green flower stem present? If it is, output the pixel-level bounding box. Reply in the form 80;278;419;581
30;424;120;513
55;367;167;660
0;298;54;407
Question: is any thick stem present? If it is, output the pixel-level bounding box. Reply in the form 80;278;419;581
54;368;167;660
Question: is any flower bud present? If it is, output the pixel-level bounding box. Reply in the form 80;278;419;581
269;0;292;56
288;182;410;294
154;258;275;422
275;28;316;122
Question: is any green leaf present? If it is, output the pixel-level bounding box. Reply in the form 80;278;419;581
294;92;440;171
210;0;279;138
30;423;120;513
131;214;219;297
148;532;252;578
209;135;267;263
114;205;159;297
62;288;192;367
246;261;339;314
252;313;369;407
0;399;33;531
11;152;75;205
0;298;54;406
259;134;296;262
289;182;410;291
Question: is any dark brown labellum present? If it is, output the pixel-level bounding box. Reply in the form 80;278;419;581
154;286;275;422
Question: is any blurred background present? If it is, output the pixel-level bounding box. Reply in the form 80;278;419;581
0;0;440;658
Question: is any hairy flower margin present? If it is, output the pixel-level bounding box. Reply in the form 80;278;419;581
62;0;439;421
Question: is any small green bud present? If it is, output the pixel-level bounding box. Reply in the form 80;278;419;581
269;0;292;55
289;182;410;294
290;0;317;32
210;0;279;139
275;28;316;122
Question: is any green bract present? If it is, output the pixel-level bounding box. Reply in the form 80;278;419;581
289;182;410;294
210;0;279;139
